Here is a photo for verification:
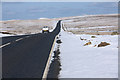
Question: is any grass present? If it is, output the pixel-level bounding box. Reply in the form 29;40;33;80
91;36;96;38
111;31;119;35
98;42;110;47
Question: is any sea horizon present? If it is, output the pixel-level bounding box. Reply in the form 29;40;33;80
2;2;118;21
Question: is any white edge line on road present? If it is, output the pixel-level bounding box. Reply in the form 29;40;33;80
42;35;58;80
0;42;11;48
15;38;23;42
0;37;27;48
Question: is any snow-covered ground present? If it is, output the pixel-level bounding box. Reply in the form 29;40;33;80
0;19;58;35
0;33;14;37
59;30;118;78
1;14;118;35
67;26;116;30
66;26;117;33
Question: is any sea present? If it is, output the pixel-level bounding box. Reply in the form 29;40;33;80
2;2;118;21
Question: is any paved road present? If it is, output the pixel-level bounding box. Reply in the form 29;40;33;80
2;35;28;45
2;20;61;79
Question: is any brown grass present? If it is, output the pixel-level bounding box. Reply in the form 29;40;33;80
98;42;110;47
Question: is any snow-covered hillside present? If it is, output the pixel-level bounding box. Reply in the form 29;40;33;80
59;30;118;78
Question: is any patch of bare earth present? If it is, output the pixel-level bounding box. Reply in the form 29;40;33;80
62;14;119;35
98;42;110;47
0;14;119;35
0;19;57;35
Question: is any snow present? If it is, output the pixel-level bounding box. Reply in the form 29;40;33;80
59;30;118;78
80;26;116;29
0;33;14;37
66;26;116;31
49;20;58;32
38;18;49;19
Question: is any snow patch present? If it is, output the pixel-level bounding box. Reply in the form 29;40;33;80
59;30;118;78
38;18;49;19
0;33;14;37
80;26;116;29
49;20;58;32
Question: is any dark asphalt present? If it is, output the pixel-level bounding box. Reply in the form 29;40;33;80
2;20;61;79
2;35;28;45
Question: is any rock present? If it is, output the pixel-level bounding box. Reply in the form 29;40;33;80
91;36;96;38
94;45;97;47
56;40;62;44
56;36;59;39
80;37;87;40
98;42;110;47
84;42;91;46
1;31;11;34
111;32;118;35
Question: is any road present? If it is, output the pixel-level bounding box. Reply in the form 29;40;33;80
2;20;61;79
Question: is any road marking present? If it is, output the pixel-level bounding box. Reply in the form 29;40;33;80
42;35;57;80
0;42;11;48
1;37;27;48
15;38;23;42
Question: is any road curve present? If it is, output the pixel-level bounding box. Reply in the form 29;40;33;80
2;20;61;79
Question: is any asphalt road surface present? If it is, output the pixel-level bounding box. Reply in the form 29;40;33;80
2;20;61;79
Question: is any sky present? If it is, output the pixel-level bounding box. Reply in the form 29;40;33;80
2;2;118;20
1;0;119;2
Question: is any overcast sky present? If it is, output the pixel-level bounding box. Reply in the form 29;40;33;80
1;0;119;2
